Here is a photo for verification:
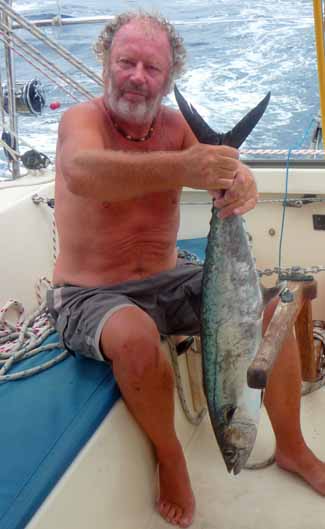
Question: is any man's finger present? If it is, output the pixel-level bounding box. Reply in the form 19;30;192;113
218;197;256;218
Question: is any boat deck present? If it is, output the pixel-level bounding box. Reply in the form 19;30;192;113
148;386;325;529
1;175;325;529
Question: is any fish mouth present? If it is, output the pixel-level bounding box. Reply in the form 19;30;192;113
222;446;252;475
212;416;258;475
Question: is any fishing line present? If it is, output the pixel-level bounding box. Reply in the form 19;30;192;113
277;117;318;275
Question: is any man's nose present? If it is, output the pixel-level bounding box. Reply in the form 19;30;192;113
130;63;146;84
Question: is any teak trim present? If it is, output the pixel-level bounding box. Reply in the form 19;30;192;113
247;280;317;389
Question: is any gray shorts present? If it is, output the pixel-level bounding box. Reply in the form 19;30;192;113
46;261;202;362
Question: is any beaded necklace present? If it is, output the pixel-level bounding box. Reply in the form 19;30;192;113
112;118;155;142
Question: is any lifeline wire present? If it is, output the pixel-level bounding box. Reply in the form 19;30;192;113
277;117;319;273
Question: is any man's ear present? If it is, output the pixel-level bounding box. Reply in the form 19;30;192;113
102;57;110;81
163;76;173;97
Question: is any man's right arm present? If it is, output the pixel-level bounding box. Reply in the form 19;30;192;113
58;105;239;202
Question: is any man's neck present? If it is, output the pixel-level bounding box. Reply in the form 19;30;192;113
103;98;160;141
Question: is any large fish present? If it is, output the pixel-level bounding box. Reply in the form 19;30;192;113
175;86;271;475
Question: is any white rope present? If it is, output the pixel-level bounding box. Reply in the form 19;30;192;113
0;278;68;382
0;128;33;152
167;336;207;426
0;137;19;160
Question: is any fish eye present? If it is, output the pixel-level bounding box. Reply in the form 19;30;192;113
223;406;236;424
223;448;236;460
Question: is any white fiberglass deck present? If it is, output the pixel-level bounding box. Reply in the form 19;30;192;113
148;389;325;529
26;377;325;529
1;164;325;529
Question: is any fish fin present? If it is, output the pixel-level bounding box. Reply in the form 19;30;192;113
261;281;286;308
222;92;271;148
174;84;222;144
174;85;271;148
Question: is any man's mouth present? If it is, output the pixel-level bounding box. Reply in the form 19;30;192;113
122;90;147;102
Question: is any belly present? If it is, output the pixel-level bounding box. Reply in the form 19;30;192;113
54;192;180;286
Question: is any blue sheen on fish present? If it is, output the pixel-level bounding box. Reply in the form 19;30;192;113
175;86;271;474
201;208;263;474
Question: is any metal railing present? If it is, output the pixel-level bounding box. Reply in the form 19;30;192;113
0;1;324;179
0;0;104;178
12;14;115;29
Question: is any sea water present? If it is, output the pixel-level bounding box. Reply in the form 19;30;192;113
0;0;321;172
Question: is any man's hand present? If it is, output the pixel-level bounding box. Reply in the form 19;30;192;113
183;144;240;191
209;162;258;219
183;144;258;218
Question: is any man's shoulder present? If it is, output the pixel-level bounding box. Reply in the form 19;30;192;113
161;104;185;127
61;97;103;121
58;97;106;138
160;104;189;143
160;104;195;148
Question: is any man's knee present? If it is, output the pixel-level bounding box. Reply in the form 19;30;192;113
100;306;161;373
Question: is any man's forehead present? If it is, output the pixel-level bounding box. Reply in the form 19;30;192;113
112;20;171;50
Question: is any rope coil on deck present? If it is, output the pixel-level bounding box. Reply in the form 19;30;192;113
0;278;68;382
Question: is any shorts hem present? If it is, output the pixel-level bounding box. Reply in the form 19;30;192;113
94;303;136;360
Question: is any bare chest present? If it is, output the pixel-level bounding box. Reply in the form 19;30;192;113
80;189;180;238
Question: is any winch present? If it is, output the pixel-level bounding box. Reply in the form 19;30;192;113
2;79;45;115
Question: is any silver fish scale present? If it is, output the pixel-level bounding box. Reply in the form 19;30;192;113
201;207;263;473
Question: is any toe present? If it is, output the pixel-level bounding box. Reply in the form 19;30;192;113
166;504;178;522
179;518;191;528
171;506;183;525
179;512;194;528
158;500;172;519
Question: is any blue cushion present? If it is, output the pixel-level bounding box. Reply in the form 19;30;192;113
178;237;207;262
0;238;206;529
0;333;120;529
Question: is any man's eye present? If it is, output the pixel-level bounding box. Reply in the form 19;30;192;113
119;59;133;67
147;65;160;73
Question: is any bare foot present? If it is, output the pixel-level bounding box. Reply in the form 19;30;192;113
276;446;325;495
156;442;195;527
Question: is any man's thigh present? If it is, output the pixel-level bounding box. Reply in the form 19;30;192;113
47;285;135;362
100;305;161;362
156;262;203;336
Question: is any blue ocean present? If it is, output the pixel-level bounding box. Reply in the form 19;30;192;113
0;0;321;171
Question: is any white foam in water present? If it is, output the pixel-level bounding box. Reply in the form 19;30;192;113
0;0;320;168
13;1;52;12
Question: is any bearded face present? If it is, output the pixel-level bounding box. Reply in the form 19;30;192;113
103;21;172;126
105;73;164;125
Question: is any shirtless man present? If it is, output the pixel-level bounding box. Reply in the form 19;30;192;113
47;12;325;528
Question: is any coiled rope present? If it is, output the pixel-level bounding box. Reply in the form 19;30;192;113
0;277;68;382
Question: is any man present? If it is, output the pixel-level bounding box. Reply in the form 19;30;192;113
48;12;325;528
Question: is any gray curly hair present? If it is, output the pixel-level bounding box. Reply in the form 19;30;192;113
94;11;186;88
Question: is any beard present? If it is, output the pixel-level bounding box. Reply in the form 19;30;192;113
106;78;162;125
